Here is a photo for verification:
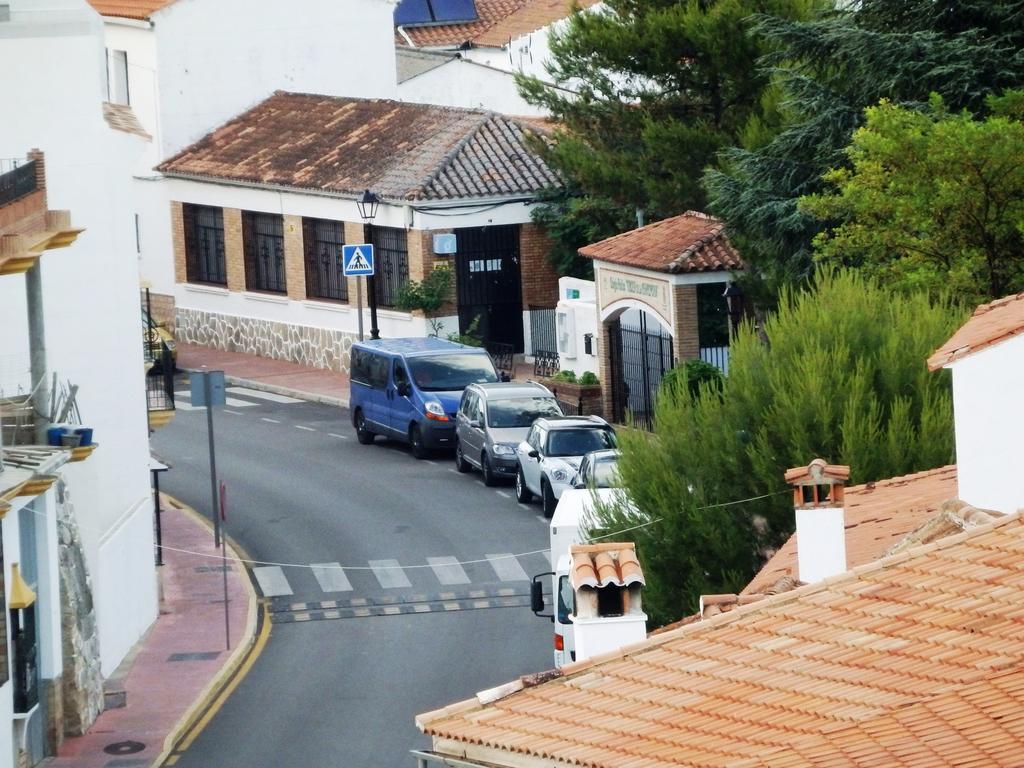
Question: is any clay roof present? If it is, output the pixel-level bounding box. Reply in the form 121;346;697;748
743;464;958;595
397;0;599;49
570;543;644;590
418;510;1024;767
578;211;744;274
927;292;1024;370
783;458;850;486
86;0;173;20
156;92;561;202
103;102;151;140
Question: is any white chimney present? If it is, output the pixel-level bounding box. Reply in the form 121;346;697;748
569;543;647;663
785;458;850;584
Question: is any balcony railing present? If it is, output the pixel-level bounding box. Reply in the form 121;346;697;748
0;159;37;208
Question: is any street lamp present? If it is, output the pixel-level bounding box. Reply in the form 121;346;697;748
357;189;382;340
723;281;744;338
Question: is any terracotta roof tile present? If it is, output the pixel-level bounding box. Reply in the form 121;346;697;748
103;102;151;140
743;465;958;595
397;0;598;48
86;0;173;20
156;91;560;202
570;543;644;590
578;211;744;274
927;292;1024;370
418;511;1024;767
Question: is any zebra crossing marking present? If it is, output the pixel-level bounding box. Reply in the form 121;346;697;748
225;397;257;408
486;553;528;582
311;563;353;592
427;556;470;586
173;396;201;411
227;386;304;404
253;566;293;597
369;559;412;589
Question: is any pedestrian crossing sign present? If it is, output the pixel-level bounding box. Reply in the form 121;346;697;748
342;243;375;276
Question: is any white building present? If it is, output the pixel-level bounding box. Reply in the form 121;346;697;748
0;1;158;763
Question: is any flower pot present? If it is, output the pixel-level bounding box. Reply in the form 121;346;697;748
74;427;93;447
60;433;82;448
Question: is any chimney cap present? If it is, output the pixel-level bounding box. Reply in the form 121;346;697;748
784;458;850;487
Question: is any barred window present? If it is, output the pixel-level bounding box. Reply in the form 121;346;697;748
370;226;409;309
242;212;286;293
303;218;348;302
183;204;226;286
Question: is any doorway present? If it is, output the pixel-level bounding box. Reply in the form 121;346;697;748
454;225;524;352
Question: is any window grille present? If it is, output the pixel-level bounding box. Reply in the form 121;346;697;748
183;205;227;285
303;218;348;302
243;212;286;293
369;226;409;309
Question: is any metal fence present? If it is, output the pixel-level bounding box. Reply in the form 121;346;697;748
487;341;514;380
145;347;176;414
609;320;674;431
699;345;730;374
533;349;560;379
0;160;36;208
528;307;556;356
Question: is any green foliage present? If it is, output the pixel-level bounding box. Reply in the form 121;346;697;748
578;371;600;386
592;270;965;626
800;94;1024;302
551;370;578;383
394;266;453;315
517;0;816;275
447;316;483;348
660;359;725;401
705;0;1024;290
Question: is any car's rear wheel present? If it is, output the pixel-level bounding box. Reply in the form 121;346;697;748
481;452;498;487
354;409;375;445
454;439;470;473
515;467;533;504
409;424;428;460
541;479;557;518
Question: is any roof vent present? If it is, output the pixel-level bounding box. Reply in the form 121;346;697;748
569;543;647;662
785;459;850;584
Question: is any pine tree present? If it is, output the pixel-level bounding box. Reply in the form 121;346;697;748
704;0;1024;290
593;270;965;625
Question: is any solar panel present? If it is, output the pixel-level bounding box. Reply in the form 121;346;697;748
394;0;433;26
429;0;478;23
393;0;478;26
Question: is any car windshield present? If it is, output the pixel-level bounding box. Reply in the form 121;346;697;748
585;456;621;488
547;428;616;458
487;397;562;428
407;353;498;392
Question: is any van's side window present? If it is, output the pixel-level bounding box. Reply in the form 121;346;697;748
367;354;389;389
393;359;410;392
351;349;370;385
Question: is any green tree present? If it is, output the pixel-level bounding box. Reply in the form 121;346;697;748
800;94;1024;303
593;270;964;626
517;0;816;273
704;1;1024;291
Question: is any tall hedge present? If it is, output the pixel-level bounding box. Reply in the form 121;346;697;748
595;270;965;625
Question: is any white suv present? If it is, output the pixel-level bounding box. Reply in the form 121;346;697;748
515;416;617;516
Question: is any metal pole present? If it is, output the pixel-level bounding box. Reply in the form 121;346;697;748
25;262;50;441
153;469;163;566
356;277;364;341
204;374;221;547
364;222;380;340
220;482;230;650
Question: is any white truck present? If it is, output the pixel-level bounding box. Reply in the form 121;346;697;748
530;487;645;668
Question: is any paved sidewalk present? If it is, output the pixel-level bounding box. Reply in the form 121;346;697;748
177;343;348;406
47;497;257;768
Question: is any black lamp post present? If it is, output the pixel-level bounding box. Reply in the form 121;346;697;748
356;189;382;340
723;281;744;338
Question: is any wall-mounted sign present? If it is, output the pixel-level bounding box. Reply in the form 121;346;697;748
566;288;580;299
598;268;672;325
433;233;457;255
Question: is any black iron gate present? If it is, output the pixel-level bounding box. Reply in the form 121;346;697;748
608;313;674;430
455;225;524;352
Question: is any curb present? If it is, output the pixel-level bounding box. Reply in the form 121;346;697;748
179;366;349;408
151;495;263;767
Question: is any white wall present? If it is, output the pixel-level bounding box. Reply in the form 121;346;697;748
154;0;398;158
0;0;158;675
398;58;546;116
555;277;599;377
950;332;1024;514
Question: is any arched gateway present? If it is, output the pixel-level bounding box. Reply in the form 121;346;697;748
578;211;744;429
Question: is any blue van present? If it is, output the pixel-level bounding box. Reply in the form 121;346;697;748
349;337;499;458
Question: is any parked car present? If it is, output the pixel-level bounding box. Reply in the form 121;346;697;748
572;449;621;489
515;415;618;516
349;337;498;458
454;381;562;486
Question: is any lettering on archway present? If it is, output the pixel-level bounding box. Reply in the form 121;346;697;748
598;268;672;328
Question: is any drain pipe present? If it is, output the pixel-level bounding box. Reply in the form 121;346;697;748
26;261;50;443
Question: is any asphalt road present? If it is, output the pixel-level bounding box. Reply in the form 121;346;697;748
151;382;554;767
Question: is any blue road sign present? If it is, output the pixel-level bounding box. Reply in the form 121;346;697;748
190;370;226;407
342;243;375;276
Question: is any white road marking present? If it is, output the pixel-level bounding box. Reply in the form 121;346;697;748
224;409;243;416
225;397;257;408
328;433;349;440
228;386;304;404
311;562;353;592
253;566;293;597
496;490;511;499
369;559;412;589
428;556;470;586
447;468;458;474
295;425;316;432
173;397;201;411
261;418;281;424
486;553;528;582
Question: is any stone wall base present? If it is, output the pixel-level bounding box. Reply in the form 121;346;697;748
176;307;359;373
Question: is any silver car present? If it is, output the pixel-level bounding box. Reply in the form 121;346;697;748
454;382;562;486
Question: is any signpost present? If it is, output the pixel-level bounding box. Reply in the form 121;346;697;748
191;370;226;545
342;243;375;341
219;481;230;650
